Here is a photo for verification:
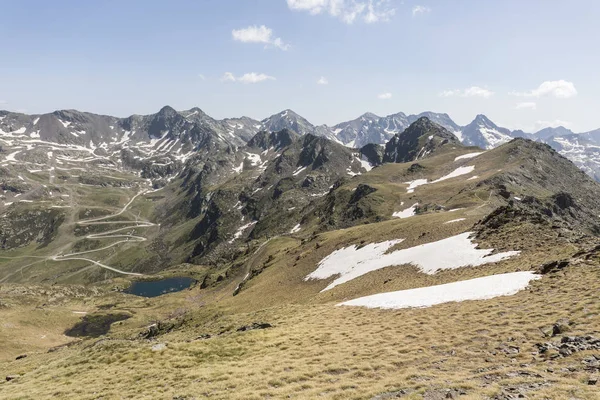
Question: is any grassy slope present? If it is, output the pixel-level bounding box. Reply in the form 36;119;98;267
1;144;599;399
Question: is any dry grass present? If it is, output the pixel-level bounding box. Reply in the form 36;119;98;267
1;259;598;399
1;146;599;399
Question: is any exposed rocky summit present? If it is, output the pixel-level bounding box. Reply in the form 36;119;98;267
383;117;461;163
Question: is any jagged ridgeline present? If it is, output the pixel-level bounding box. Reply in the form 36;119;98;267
2;106;600;399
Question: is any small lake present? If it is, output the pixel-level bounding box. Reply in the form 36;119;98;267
124;277;196;298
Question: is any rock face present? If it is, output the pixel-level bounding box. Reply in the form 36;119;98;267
383;117;461;163
0;208;65;249
259;109;339;143
332;111;462;149
461;114;514;149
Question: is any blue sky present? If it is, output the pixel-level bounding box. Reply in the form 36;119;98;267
1;0;598;132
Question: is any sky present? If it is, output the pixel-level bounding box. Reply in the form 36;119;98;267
1;0;599;132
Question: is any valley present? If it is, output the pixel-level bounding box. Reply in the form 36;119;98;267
1;108;599;399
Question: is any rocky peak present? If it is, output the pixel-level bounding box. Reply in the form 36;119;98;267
383;117;461;163
247;129;299;151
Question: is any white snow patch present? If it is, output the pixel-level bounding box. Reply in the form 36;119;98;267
357;156;373;172
444;218;466;224
233;162;244;173
392;203;418;219
431;166;475;183
290;224;301;234
58;120;71;128
5;150;20;161
338;272;541;309
405;179;428;193
305;232;520;291
467;175;479;181
293;166;307;176
454;152;484;161
33;117;40;125
228;221;257;243
514;197;522;201
245;152;261;166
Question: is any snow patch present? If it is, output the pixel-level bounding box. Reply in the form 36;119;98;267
454;152;484;161
228;221;257;243
293;166;307;176
305;232;520;291
444;218;466;224
290;224;301;234
432;166;475;183
405;179;428;193
392;203;418;219
338;272;541;309
233;162;244;173
245;152;261;166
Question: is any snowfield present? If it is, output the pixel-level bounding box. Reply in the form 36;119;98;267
305;232;520;291
444;218;466;224
404;166;475;193
454;152;484;161
392;203;418;219
228;221;257;243
338;272;541;309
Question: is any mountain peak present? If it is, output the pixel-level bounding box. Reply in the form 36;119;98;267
474;114;492;123
158;105;178;116
360;112;380;120
383;117;461;163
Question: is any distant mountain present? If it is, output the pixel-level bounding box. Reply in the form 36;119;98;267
259;109;339;143
331;111;462;148
3;105;600;182
383;117;462;163
332;112;409;148
460;114;513;149
534;126;574;141
407;112;462;137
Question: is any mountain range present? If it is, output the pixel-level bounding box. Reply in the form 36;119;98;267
2;106;600;399
3;106;598;181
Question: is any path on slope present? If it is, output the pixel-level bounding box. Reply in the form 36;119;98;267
52;190;156;276
0;190;155;279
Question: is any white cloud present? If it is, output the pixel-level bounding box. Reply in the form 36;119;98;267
221;72;237;82
222;72;276;84
439;86;494;99
232;25;289;50
239;73;276;84
0;100;7;105
317;76;329;85
378;92;392;99
287;0;395;24
412;5;431;17
198;74;206;80
510;80;577;99
515;102;536;110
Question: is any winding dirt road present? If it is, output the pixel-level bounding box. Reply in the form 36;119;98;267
1;190;156;279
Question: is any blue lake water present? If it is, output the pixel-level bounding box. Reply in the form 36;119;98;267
124;277;196;297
